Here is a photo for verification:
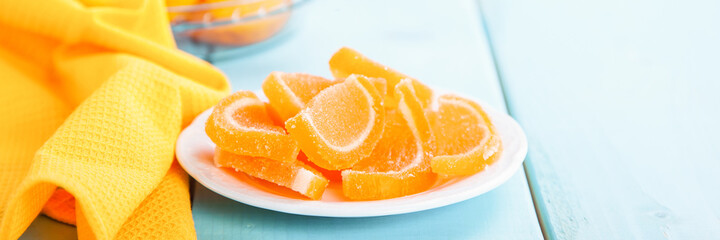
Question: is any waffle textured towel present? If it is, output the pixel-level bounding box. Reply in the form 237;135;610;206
0;0;230;239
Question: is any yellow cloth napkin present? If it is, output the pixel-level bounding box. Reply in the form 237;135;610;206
0;0;230;239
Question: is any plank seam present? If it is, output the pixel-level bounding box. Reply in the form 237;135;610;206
473;1;550;239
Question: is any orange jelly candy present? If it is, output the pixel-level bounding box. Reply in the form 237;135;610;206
214;148;329;200
203;48;505;201
296;152;342;183
429;94;502;175
285;74;385;170
329;47;434;108
205;91;299;161
262;72;337;122
342;79;437;200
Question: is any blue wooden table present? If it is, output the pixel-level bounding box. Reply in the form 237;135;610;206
20;0;720;239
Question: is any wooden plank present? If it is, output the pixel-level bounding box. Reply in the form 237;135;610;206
479;0;720;239
194;0;542;239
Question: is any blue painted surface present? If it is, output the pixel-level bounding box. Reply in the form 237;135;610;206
480;0;720;239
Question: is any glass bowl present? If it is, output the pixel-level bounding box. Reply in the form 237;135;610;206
168;0;308;60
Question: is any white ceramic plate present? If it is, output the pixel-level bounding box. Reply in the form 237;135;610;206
176;96;528;217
